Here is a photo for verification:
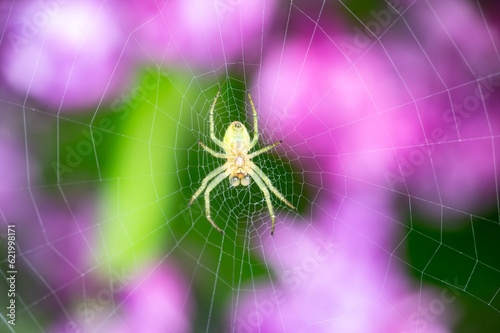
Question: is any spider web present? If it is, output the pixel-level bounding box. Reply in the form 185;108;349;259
0;0;499;332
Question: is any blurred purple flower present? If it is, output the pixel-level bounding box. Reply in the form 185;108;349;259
119;264;193;333
396;114;500;223
400;0;499;81
0;137;30;226
121;0;278;70
230;200;456;332
380;0;500;221
49;263;193;333
22;197;98;293
253;0;500;224
0;0;130;110
253;36;417;195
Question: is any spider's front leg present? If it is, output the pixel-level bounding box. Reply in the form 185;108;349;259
247;92;260;149
209;90;225;149
198;142;228;159
248;140;283;159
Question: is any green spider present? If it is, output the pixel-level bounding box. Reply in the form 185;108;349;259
189;90;296;235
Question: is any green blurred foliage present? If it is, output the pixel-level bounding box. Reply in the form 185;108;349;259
406;209;500;332
338;0;388;22
95;69;196;271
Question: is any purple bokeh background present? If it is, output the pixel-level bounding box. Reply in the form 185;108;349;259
1;0;499;332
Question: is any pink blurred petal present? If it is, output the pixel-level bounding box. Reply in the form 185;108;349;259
123;0;278;70
1;0;130;110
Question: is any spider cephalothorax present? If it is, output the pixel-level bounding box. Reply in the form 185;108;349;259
189;90;295;235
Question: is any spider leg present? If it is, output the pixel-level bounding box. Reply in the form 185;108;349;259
248;140;283;159
248;92;260;149
247;169;276;235
249;162;296;210
204;171;230;233
199;142;228;159
209;90;225;149
189;164;227;206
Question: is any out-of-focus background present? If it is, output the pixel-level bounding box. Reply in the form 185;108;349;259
1;1;499;332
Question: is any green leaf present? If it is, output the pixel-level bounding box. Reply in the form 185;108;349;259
98;69;197;271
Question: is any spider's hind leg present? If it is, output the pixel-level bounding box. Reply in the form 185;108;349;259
189;165;227;206
203;171;229;233
248;169;276;235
